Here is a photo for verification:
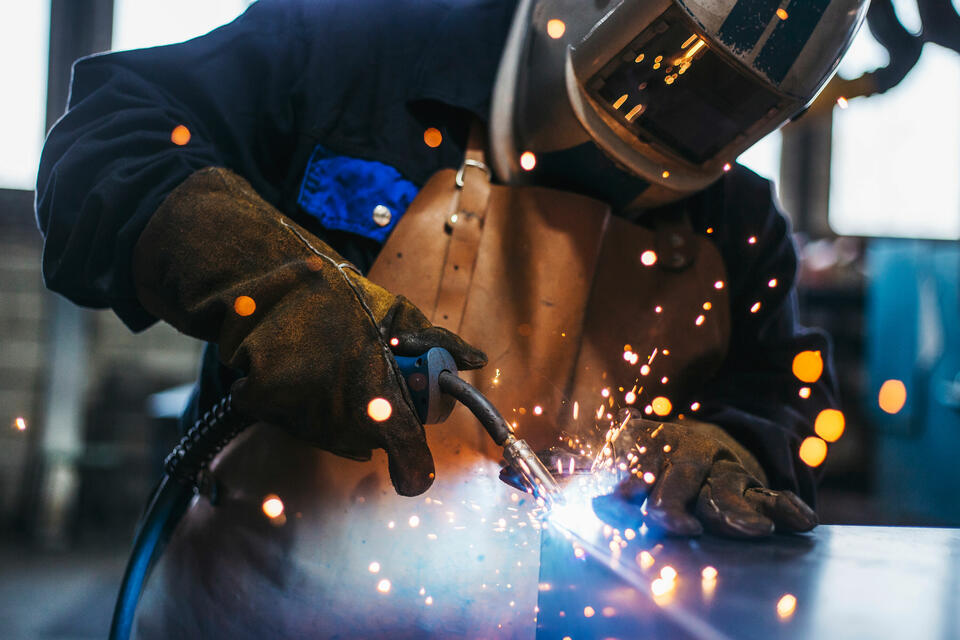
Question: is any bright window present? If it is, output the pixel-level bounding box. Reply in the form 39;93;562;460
829;26;960;240
112;0;254;51
738;130;782;191
0;0;50;190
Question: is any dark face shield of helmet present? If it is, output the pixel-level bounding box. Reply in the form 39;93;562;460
491;0;868;205
587;15;786;166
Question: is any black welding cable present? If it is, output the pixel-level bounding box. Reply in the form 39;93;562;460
109;476;193;640
437;370;513;444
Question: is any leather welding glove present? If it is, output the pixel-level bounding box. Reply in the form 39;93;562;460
591;410;817;538
132;167;487;496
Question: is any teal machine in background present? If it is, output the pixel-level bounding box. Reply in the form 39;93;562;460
866;240;960;525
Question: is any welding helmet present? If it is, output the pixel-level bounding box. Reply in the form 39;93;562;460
490;0;868;206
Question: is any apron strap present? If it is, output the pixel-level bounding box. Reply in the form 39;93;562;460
432;119;492;329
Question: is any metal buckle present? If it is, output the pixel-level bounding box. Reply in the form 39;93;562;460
455;159;491;189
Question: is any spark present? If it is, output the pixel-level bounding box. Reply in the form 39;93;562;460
660;566;677;581
583;606;595;618
493;368;501;385
625;391;637;404
799;387;811;399
613;93;629;109
626;104;645;122
387;520;395;529
640;364;651;376
663;444;671;453
423;127;443;148
722;163;731;172
655;305;663;313
777;594;797;618
635;53;645;63
233;295;256;316
776;8;789;20
596;405;605;420
13;417;26;431
425;596;434;605
695;314;705;326
624;528;636;540
630;353;639;365
408;515;420;528
574;547;585;558
557;459;563;475
170;125;191;146
643;471;656;484
533;405;543;416
748;236;757;244
601;388;610;398
573;401;579;420
750;302;761;313
879;379;907;414
706;227;714;234
367;398;393;422
837;96;849;109
799;437;828;467
638;550;655;569
792;351;824;383
690;401;701;411
714;280;724;289
569;458;575;475
368;561;381;573
814;409;845;442
651;396;672;416
702;302;712;310
377;579;391;593
262;495;284;519
640;250;658;266
520;151;537;171
701;566;718;580
389;337;400;346
651;578;673;596
546;18;566;39
644;405;653;415
661;171;670;179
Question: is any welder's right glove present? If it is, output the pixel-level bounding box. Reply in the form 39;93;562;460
132;167;486;496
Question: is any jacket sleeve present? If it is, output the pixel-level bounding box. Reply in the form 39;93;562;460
35;0;307;330
693;168;838;507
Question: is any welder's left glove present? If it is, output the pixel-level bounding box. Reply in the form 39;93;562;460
592;411;817;538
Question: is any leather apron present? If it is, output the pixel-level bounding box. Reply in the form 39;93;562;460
137;130;730;639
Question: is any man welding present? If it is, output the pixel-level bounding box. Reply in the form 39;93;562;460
36;0;865;636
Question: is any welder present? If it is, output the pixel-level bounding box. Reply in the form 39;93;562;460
35;0;865;637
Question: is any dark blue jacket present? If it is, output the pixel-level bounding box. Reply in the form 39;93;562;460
35;0;835;503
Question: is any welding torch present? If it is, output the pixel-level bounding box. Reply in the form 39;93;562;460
393;347;563;506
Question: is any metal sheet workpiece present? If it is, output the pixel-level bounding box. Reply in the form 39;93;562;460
537;500;960;640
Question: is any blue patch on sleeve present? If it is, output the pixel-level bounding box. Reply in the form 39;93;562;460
297;145;420;244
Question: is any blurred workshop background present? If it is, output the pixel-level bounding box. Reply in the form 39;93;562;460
0;0;958;637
